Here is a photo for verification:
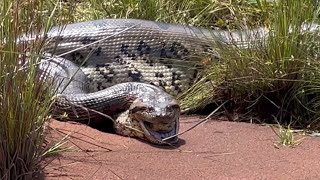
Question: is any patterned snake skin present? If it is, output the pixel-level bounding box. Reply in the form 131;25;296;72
32;19;271;145
35;19;269;94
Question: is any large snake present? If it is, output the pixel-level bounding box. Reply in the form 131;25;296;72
30;19;317;145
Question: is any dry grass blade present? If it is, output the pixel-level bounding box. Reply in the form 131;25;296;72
162;101;227;142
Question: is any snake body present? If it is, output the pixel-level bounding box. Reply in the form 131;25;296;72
34;19;270;144
40;54;179;144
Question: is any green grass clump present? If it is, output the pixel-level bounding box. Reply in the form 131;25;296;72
272;123;296;146
181;0;320;129
0;1;74;179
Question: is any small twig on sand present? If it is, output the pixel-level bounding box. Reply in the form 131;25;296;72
162;101;228;142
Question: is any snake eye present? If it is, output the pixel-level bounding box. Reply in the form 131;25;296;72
166;104;180;112
131;106;147;113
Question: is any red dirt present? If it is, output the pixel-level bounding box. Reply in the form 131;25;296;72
43;115;320;180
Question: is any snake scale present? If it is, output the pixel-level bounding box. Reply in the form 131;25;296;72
29;18;273;145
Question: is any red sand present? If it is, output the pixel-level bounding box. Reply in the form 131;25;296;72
43;115;320;180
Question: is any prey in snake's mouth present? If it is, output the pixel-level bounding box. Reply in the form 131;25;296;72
142;120;178;143
132;102;180;144
113;88;180;145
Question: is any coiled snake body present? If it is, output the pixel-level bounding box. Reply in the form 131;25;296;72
33;19;269;145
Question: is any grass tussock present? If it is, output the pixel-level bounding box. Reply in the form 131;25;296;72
0;0;75;179
272;123;297;146
181;0;320;129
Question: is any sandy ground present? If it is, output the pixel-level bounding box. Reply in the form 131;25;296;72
42;115;320;180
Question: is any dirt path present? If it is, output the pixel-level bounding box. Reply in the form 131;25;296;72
43;116;320;180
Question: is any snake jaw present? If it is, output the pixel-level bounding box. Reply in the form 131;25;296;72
131;108;180;144
118;96;181;145
139;114;180;144
114;109;180;145
110;85;180;145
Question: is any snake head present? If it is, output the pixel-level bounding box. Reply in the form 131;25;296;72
114;88;180;145
130;96;180;144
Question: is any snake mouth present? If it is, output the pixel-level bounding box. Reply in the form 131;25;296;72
128;94;181;144
139;118;179;144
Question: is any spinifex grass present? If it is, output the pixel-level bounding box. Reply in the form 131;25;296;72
180;0;320;128
0;1;75;179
